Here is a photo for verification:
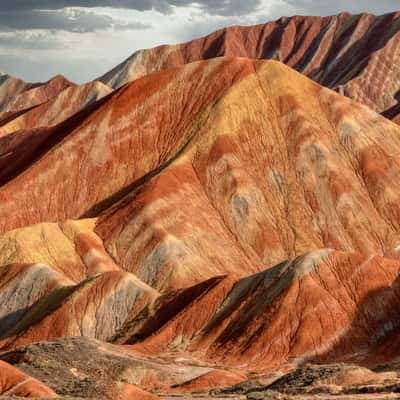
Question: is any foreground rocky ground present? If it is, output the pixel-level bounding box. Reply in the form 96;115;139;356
1;337;400;399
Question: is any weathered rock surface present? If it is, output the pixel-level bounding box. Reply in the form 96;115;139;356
0;73;33;112
3;338;400;399
0;359;58;398
0;268;158;350
0;219;119;282
97;58;400;290
0;263;73;338
112;250;400;372
0;336;218;398
99;12;400;122
0;74;74;113
267;363;399;395
2;59;400;293
0;219;160;350
217;363;400;399
3;248;399;395
0;81;111;135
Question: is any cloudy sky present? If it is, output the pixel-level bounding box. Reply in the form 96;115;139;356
0;0;398;83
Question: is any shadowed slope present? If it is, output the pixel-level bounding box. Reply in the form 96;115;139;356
1;251;400;395
0;73;33;112
0;221;159;352
0;87;117;187
95;59;400;290
114;250;400;373
1;53;400;398
0;58;257;232
0;263;73;338
0;269;159;350
99;12;400;121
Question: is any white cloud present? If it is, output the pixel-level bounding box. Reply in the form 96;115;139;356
0;0;398;83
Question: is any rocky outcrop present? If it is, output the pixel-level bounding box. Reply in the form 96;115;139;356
0;263;73;338
0;219;119;282
113;250;400;371
0;72;110;140
0;267;158;350
0;220;160;350
99;12;400;122
0;337;216;398
216;362;400;399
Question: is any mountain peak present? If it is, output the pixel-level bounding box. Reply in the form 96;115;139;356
98;11;400;123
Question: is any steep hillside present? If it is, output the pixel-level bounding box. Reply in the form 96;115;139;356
99;12;400;121
116;250;400;371
1;59;400;275
0;81;111;135
0;73;33;112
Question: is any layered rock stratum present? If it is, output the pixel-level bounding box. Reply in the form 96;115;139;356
99;12;400;123
1;12;400;400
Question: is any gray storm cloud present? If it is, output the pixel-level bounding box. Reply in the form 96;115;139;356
0;1;262;17
0;0;398;82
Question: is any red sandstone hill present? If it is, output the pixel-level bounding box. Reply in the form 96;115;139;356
99;12;400;122
0;359;58;398
1;19;400;399
0;72;111;138
2;59;400;268
0;73;74;113
115;250;400;372
0;81;111;136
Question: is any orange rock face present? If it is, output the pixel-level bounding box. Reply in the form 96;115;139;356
118;250;400;372
3;75;74;113
0;269;158;351
2;22;400;399
0;75;32;112
0;81;111;135
3;58;399;290
99;12;400;123
0;360;58;398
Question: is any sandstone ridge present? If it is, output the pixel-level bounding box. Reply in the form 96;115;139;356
99;12;400;123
